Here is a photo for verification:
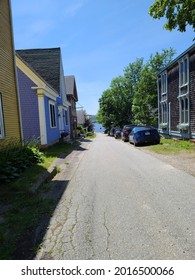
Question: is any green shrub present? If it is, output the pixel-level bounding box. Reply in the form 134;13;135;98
77;125;87;136
0;139;44;184
86;132;94;137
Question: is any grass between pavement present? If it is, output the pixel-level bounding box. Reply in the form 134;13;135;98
0;140;80;259
144;138;195;154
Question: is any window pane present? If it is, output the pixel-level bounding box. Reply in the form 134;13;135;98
50;104;56;127
180;62;183;85
184;59;188;84
0;95;4;138
185;98;188;123
185;98;188;110
181;99;184;110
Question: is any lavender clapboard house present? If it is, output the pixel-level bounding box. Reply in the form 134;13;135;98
16;48;70;146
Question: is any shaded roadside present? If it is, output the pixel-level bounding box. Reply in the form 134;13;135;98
0;138;92;259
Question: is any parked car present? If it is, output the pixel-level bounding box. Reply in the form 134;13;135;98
110;127;121;137
121;124;137;141
114;129;122;139
129;126;160;146
109;127;116;136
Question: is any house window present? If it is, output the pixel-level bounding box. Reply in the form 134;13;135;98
64;110;68;125
179;56;188;87
160;71;168;124
160;71;167;102
161;102;168;123
178;55;189;125
180;97;189;124
0;94;5;139
49;102;56;128
161;72;167;94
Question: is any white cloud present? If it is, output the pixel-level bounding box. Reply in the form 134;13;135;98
63;0;88;17
29;20;54;35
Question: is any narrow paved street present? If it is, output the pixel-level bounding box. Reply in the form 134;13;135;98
36;133;195;260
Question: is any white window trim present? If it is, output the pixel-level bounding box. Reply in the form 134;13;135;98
49;100;57;128
161;71;167;96
161;101;168;124
178;55;190;126
179;96;189;125
179;55;189;92
0;94;5;139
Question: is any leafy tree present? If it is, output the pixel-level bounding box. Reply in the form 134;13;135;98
123;58;144;89
97;89;115;129
98;49;175;129
97;59;144;129
132;48;176;126
149;0;195;32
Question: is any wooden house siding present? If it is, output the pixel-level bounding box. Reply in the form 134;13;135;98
158;44;195;139
189;51;195;134
0;0;21;142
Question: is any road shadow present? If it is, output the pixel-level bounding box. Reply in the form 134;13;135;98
0;139;92;259
14;178;69;260
80;137;92;143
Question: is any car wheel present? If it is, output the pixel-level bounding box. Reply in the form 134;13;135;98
133;138;137;146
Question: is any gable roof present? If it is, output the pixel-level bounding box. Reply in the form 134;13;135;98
16;48;61;93
65;75;78;101
16;54;59;97
158;43;195;75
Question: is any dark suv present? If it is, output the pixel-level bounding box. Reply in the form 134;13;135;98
122;124;137;141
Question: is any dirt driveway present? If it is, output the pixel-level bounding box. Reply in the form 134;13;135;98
141;148;195;178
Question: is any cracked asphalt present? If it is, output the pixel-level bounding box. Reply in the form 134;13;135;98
35;133;195;260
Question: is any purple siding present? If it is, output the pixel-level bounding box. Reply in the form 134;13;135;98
17;68;40;141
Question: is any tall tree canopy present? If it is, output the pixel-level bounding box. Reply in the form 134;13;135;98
97;49;175;129
97;59;144;129
149;0;195;32
132;48;176;126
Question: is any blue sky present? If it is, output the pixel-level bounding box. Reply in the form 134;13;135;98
11;0;194;115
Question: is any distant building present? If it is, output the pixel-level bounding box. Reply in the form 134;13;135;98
76;109;86;125
65;76;78;139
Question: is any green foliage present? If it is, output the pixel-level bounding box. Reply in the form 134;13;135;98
149;0;195;33
132;48;175;126
98;49;175;129
77;125;87;136
0;139;44;183
86;132;94;137
98;59;145;129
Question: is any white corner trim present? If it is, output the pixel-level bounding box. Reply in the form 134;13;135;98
37;93;47;145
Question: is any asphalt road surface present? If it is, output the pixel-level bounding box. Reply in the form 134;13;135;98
36;133;195;260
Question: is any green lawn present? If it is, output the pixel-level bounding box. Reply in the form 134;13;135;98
145;138;195;154
0;140;80;259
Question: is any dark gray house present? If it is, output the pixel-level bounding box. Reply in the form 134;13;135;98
158;44;195;139
65;75;78;139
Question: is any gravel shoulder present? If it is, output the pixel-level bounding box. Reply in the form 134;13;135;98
140;147;195;177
